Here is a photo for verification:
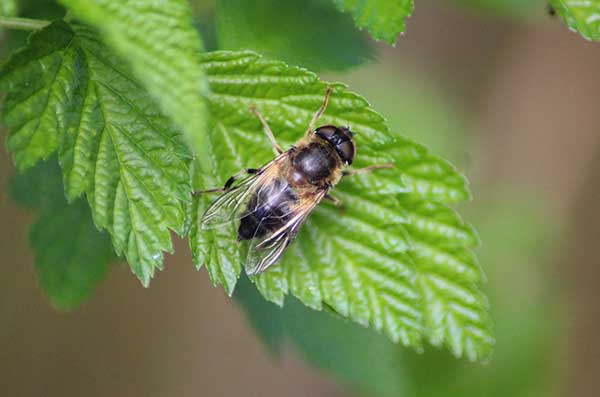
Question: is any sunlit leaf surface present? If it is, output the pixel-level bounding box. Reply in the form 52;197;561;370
0;22;192;285
193;51;493;360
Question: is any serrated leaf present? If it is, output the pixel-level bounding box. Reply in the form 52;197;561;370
10;159;115;309
550;0;600;41
237;195;559;397
332;0;414;44
0;24;74;169
0;22;192;285
392;136;471;203
216;0;375;72
58;0;210;166
190;174;242;294
192;50;493;358
191;50;394;294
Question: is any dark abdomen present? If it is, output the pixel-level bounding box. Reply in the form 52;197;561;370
238;178;297;240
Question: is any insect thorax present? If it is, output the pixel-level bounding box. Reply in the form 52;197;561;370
290;141;343;187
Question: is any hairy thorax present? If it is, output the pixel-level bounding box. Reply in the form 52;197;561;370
288;141;343;189
238;138;343;241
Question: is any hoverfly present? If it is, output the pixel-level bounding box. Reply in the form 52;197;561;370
196;87;393;275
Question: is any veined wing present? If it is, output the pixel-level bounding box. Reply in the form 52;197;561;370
245;188;327;275
200;153;288;230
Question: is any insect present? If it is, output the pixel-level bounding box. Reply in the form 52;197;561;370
196;87;393;275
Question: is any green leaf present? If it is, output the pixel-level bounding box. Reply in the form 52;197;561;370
215;0;375;71
391;136;472;203
13;0;66;20
190;166;242;294
0;22;192;285
550;0;600;41
401;197;492;361
237;193;559;397
0;1;66;63
192;50;493;359
397;193;562;397
232;62;556;394
338;61;471;164
58;0;210;167
332;0;414;44
10;159;115;309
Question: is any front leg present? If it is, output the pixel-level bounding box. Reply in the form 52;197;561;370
324;193;342;206
249;104;284;155
305;86;333;136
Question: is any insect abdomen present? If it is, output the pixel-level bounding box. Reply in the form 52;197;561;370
238;179;297;240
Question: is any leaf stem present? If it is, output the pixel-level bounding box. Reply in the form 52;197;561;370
0;17;50;31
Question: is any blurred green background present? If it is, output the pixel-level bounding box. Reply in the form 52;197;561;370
1;0;596;396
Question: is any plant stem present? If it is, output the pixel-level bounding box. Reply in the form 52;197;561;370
0;17;50;31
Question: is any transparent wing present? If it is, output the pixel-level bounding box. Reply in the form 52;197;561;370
245;189;327;275
201;172;263;230
201;155;287;230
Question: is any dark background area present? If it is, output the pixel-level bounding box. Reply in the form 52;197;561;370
1;1;599;396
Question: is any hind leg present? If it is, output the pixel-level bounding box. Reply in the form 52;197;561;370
192;168;260;195
249;105;284;155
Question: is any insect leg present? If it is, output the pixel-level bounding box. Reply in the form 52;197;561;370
324;193;342;206
223;168;259;189
342;163;394;177
192;168;259;195
249;105;284;155
305;86;333;136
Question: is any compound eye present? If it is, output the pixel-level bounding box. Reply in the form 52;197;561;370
337;141;355;165
315;125;337;138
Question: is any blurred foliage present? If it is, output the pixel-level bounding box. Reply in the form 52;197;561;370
333;0;414;44
329;62;470;167
10;159;115;309
0;0;17;47
235;62;563;393
0;0;65;61
0;1;567;395
235;50;561;396
11;0;65;19
397;191;562;397
236;192;562;396
1;0;17;18
235;275;406;396
1;1;492;360
216;0;374;71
